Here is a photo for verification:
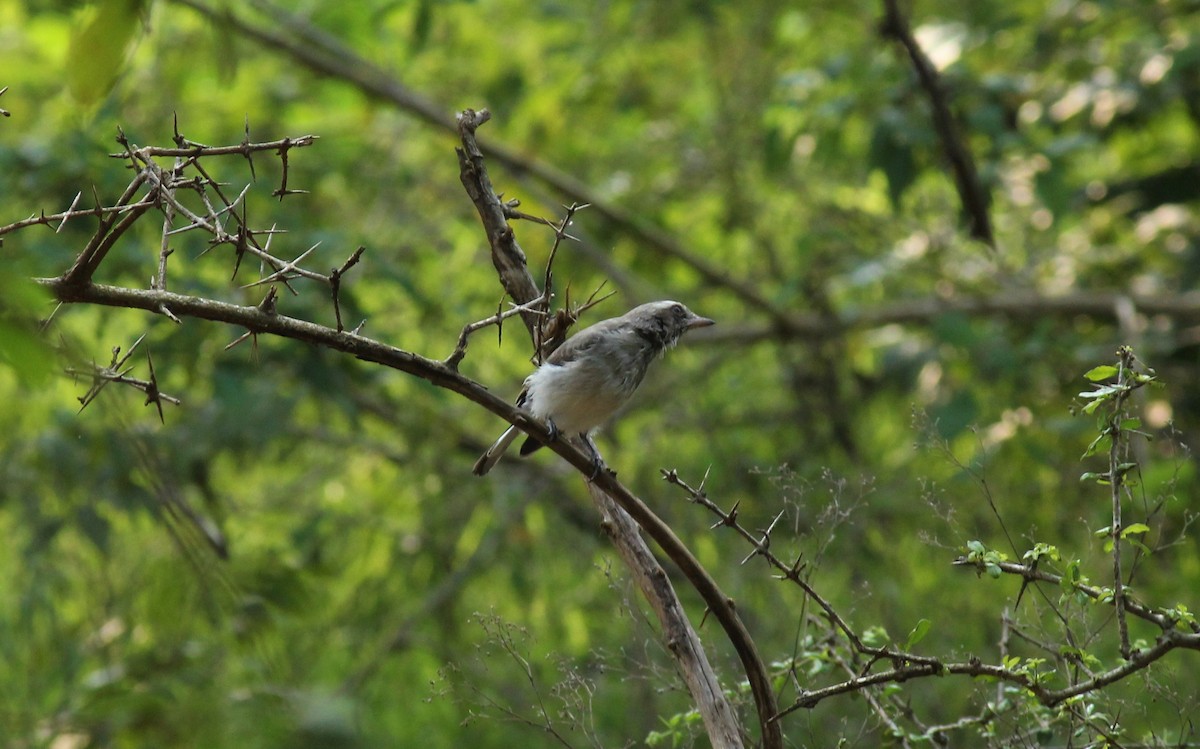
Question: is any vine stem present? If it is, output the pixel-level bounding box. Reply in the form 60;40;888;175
1111;346;1134;659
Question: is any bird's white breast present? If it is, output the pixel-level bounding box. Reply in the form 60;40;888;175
523;358;633;436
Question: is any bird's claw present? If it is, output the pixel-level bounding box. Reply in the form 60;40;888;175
587;458;616;482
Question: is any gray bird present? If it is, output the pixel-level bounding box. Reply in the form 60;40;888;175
472;300;714;476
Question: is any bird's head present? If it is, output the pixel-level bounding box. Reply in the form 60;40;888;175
628;300;714;350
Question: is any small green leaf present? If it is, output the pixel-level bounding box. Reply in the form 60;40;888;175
1081;434;1109;458
1084;365;1119;381
1113;462;1138;478
1121;523;1150;537
905;619;932;650
1023;543;1060;562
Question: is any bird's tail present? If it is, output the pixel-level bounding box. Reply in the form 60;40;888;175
472;425;521;476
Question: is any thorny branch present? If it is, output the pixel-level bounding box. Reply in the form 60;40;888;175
443;291;551;372
663;466;1200;728
66;335;181;423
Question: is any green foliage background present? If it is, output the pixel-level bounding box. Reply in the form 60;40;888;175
1;0;1198;746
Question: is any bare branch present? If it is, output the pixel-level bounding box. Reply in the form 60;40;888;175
67;335;181;419
443;291;551;372
329;245;366;332
108;133;318;159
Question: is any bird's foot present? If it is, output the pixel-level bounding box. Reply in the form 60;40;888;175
583;435;616;482
587;458;617;482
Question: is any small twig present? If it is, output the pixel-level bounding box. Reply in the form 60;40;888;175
68;335;181;417
107;133;319;160
273;137;310;199
329;245;366;332
1109;346;1136;659
240;242;322;293
540;201;589;323
56;192;83;233
443;291;551;371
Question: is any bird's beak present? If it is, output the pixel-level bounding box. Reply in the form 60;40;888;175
687;314;715;329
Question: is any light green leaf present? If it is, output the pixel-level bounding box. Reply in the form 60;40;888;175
1084;365;1118;381
66;0;148;106
904;618;932;650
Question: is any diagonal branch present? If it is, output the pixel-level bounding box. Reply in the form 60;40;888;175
880;0;995;249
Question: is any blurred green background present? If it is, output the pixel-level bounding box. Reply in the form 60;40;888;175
2;0;1199;746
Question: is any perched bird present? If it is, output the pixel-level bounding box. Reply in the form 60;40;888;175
472;300;714;476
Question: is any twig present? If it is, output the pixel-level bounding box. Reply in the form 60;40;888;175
329;245;366;332
443;291;550;371
108;133;319;159
1106;346;1139;659
67;335;181;418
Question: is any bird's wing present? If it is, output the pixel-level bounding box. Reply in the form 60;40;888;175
543;319;624;365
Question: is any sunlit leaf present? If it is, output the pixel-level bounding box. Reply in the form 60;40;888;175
1084;365;1119;381
66;0;148;106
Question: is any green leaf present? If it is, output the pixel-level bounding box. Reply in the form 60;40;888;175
1023;543;1060;562
1084;365;1119;381
867;118;917;209
1081;433;1109;458
0;273;54;387
66;0;148;106
1121;523;1150;537
1113;462;1138;478
904;618;932;650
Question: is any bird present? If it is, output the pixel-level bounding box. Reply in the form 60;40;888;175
472;300;714;476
